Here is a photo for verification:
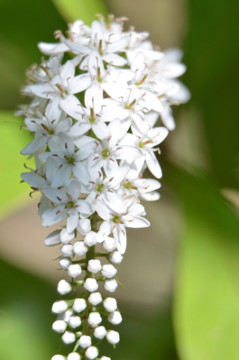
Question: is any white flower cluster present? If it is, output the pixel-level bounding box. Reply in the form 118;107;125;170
20;15;189;360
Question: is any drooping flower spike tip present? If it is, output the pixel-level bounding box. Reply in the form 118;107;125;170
19;15;189;360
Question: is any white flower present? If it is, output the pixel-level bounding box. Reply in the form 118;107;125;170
84;278;98;292
62;331;76;344
68;316;81;329
88;292;102;306
52;320;67;333
109;251;123;264
103;297;117;312
57;280;72;295
51;355;65;360
68;264;82;278
94;326;107;339
106;330;120;345
73;241;88;256
59;257;71;269
87;259;102;273
67;353;81;360
85;346;99;360
101;265;117;279
78;335;91;348
108;311;122;325
88;312;102;327
73;298;87;313
104;279;118;293
52;300;68;314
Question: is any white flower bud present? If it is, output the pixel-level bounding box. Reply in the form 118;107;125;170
103;297;117;312
94;326;107;339
74;241;88;256
52;300;68;314
68;315;81;328
84;278;98;292
67;353;81;360
106;330;120;344
73;298;87;313
51;355;65;360
63;309;73;322
78;218;91;235
78;335;91;348
57;280;72;295
84;231;97;246
68;264;82;278
100;357;111;360
109;251;123;264
87;259;102;273
104;279;118;293
52;320;67;333
62;331;76;344
85;346;99;359
88;292;102;306
108;311;122;325
101;264;117;278
45;230;61;246
61;244;74;257
60;228;75;243
59;257;71;269
103;237;117;252
88;312;102;327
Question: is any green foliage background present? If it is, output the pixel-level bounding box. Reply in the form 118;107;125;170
0;0;239;359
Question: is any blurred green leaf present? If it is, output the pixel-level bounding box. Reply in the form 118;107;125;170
0;112;33;218
169;166;239;360
0;0;66;109
183;0;239;188
52;0;108;24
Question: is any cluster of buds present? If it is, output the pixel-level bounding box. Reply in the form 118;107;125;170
19;15;189;360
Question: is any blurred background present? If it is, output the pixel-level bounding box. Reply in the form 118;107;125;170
0;0;239;359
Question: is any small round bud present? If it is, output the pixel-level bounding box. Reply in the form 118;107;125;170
63;309;73;322
60;228;75;243
52;300;68;314
87;259;101;273
103;237;117;252
74;241;88;256
59;257;71;269
101;264;117;278
104;279;118;293
62;331;76;344
84;231;97;246
61;244;74;257
68;315;81;328
51;355;65;360
94;326;107;339
109;251;123;264
45;230;61;246
68;264;82;278
88;292;102;306
88;312;102;327
84;278;98;292
106;330;120;344
73;298;87;313
57;280;72;295
67;353;81;360
78;218;91;235
103;297;117;312
52;320;67;333
78;335;91;348
100;357;111;360
108;311;122;325
85;346;99;359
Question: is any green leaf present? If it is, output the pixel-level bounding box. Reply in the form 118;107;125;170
0;112;33;219
52;0;108;24
169;166;239;360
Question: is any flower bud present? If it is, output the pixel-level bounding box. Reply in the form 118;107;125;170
57;280;72;295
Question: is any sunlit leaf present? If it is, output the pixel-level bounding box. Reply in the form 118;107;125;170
0;112;33;218
52;0;108;24
169;165;239;360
